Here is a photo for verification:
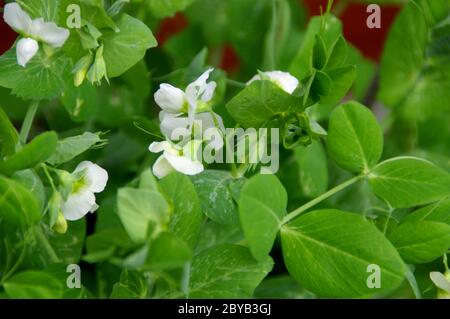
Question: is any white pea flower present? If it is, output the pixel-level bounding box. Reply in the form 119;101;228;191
61;161;108;221
155;69;219;140
247;70;299;94
3;3;70;67
149;140;204;179
430;271;450;299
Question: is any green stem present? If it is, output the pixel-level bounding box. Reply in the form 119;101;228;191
0;244;27;285
226;79;246;89
19;101;39;144
34;226;59;263
282;175;363;225
42;164;57;192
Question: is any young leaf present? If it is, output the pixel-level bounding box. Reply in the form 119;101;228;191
294;140;328;198
191;170;240;226
0;49;70;101
0;176;41;230
160;172;203;248
0;106;19;158
0;132;58;175
379;0;450;119
144;232;192;270
110;270;148;299
388;221;450;264
117;187;170;244
327;101;383;173
226;80;301;128
326;36;347;70
281;209;407;298
239;174;287;261
3;271;64;299
313;34;327;70
404;197;450;225
368;157;450;208
102;14;157;78
188;244;273;298
47;132;104;166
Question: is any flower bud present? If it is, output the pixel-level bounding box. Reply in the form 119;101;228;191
73;53;94;87
87;45;108;85
52;211;68;234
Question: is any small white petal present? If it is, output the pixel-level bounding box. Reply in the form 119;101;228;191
154;84;186;113
149;141;171;153
164;150;204;176
195;112;225;133
185;68;216;109
3;3;33;35
247;71;299;94
430;272;450;293
62;190;97;221
152;155;175;179
30;18;70;47
160;115;191;141
16;38;39;67
74;161;108;193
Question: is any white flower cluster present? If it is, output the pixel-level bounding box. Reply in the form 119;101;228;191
3;3;70;67
150;69;224;178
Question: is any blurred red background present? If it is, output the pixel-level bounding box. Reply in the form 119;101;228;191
0;0;401;70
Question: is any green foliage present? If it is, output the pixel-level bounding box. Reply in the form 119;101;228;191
0;0;448;301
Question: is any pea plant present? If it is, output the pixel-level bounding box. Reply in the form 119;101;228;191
0;0;449;299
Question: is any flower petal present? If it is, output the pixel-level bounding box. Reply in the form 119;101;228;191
247;71;299;94
160;115;191;141
62;190;97;221
185;68;216;109
164;150;204;176
3;3;33;35
30;18;70;47
74;161;108;193
154;83;186;113
149;141;171;153
430;272;450;293
16;38;39;67
152;155;175;179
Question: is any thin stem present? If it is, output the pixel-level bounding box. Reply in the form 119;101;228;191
226;79;246;89
0;244;27;285
42;164;57;192
34;226;59;263
405;268;422;299
282;175;363;225
19;101;39;144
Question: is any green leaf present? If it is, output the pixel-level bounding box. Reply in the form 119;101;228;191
289;13;342;79
327;101;383;173
368;157;450;208
326;36;347;70
281;209;407;298
0;176;41;230
0;132;57;175
110;270;148;299
388;221;450;264
117;187;170;244
226;80;301;128
191;170;240;226
379;0;450;119
313;35;327;70
254;275;315;299
0;106;19;158
160;173;203;248
102;14;157;78
188;244;273;298
404;197;450;225
239;174;287;261
0;49;69;101
294;140;328;198
146;0;196;18
145;233;192;270
4;271;64;299
16;0;61;20
47;132;104;166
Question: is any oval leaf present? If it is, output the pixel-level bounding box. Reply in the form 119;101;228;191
281;209;406;297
